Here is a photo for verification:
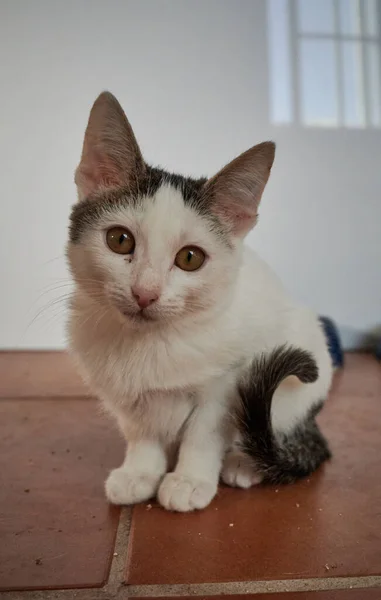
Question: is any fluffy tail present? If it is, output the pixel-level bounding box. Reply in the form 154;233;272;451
238;345;331;484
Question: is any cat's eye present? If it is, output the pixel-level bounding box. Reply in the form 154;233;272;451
175;246;206;272
106;227;135;255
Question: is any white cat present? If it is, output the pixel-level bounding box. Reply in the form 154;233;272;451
67;92;333;512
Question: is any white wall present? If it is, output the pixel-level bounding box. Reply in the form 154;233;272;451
1;0;380;349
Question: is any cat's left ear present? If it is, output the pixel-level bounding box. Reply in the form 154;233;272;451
203;142;275;238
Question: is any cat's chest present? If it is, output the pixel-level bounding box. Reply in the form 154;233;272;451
70;306;240;399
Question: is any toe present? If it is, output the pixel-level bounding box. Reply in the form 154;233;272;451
105;468;160;505
158;473;216;512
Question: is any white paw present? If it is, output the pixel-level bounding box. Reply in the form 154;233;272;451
157;473;217;512
221;452;262;489
105;468;161;505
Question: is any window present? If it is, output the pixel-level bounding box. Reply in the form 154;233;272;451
268;0;381;127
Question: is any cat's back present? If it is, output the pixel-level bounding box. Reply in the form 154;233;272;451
240;245;289;300
235;246;293;327
237;247;330;381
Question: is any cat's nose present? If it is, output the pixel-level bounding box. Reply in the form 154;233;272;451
131;287;159;309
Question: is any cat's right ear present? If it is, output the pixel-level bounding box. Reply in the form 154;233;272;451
75;92;145;201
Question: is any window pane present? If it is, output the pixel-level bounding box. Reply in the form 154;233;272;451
299;39;338;126
297;0;335;34
341;41;365;127
267;0;293;124
363;0;378;37
365;42;381;126
338;0;361;35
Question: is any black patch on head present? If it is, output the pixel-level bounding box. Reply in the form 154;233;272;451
237;345;331;484
69;164;229;244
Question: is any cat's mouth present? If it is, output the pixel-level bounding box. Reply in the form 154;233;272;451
121;308;155;322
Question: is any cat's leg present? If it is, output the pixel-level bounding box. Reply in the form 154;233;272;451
105;390;194;506
222;433;263;489
157;381;229;512
105;439;167;505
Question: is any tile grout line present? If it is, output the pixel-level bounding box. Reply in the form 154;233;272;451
0;396;94;402
1;575;381;600
125;575;381;597
105;507;133;594
0;589;106;600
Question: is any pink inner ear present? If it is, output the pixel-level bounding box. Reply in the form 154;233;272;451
213;199;259;236
233;210;258;234
78;153;124;197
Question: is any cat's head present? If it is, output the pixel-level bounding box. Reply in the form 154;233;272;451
67;92;275;327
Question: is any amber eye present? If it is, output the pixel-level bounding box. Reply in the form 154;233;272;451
175;246;206;271
106;227;135;255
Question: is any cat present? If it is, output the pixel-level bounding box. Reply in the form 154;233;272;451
66;91;333;512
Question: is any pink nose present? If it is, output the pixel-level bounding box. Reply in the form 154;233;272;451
131;287;159;309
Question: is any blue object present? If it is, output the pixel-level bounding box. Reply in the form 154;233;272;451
375;339;381;360
319;316;344;368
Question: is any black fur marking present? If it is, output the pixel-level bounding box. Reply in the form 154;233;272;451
238;345;331;484
69;165;229;244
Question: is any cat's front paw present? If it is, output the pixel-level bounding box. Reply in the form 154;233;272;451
157;473;217;512
105;468;161;505
222;451;262;489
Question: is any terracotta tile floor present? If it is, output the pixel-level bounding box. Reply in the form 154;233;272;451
0;352;380;600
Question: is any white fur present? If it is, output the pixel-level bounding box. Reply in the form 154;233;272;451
67;182;333;512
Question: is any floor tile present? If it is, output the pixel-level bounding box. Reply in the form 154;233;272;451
136;591;381;599
330;353;381;398
0;352;87;398
126;354;381;585
0;398;123;591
